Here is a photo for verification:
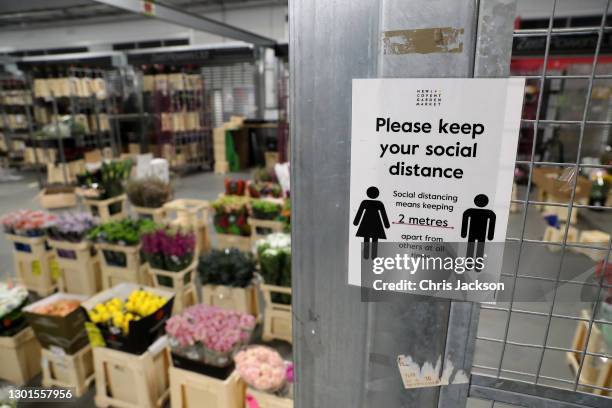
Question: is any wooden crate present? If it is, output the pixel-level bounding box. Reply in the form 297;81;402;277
0;327;42;385
132;206;167;223
247;388;293;408
215;233;253;253
248;218;286;245
164;199;211;255
83;194;128;222
566;310;611;396
261;284;292;344
542;225;579;252
39;188;78;209
95;242;149;288
201;284;258;316
94;340;170;408
41;345;94;397
149;263;197;314
46;160;85;184
264;152;279;171
169;366;245;408
48;239;102;296
5;234;58;296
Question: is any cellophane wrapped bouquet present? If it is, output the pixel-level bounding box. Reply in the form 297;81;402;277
0;210;56;237
165;304;256;368
234;345;292;393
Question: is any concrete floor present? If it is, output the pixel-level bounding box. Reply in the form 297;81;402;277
0;172;610;406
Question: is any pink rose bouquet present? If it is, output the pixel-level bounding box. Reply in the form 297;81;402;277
165;304;256;367
234;346;287;392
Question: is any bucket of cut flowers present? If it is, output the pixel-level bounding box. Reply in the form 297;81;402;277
1;210;58;296
212;195;253;252
47;212;101;296
235;346;294;408
87;219;156;288
199;249;258;317
165;304;256;379
143;226;197;313
78;160;131;221
248;199;285;244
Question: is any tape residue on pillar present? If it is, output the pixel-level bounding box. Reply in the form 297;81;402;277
383;28;464;54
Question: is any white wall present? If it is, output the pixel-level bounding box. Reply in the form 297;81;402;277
0;4;288;52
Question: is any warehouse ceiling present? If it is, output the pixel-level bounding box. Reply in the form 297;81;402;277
0;0;286;30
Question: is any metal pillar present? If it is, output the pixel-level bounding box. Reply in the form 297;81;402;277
290;1;517;407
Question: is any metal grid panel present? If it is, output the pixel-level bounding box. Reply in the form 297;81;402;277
472;0;612;400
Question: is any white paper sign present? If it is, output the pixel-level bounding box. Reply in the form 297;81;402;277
348;78;524;286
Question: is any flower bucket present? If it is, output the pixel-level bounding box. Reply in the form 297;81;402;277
201;283;258;317
83;194;128;222
94;242;149;288
148;262;197;314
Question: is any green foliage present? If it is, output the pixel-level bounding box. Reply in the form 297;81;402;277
127;177;172;208
87;218;156;246
250;199;282;220
256;233;291;303
78;159;132;200
198;249;256;288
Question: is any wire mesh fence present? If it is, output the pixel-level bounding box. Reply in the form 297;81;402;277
471;0;612;401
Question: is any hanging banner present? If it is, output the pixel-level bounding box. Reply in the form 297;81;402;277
348;78;525;301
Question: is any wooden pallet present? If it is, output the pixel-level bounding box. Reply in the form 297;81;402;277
0;327;42;385
5;234;58;296
149;263;197;314
41;345;94;397
131;205;167;223
48;239;102;296
169;366;245;408
164;199;211;255
261;284;292;344
566;309;611;396
83;194;128;222
248;218;286;245
201;283;258;316
95;242;149;288
247;387;293;408
93;340;170;408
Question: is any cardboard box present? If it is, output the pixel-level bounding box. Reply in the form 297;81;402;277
24;293;88;354
81;283;174;355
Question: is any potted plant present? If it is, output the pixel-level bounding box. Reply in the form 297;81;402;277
199;249;258;316
224;178;246;196
256;233;292;343
87;218;155;288
251;199;282;221
79;159;132;221
46;212;101;296
0;210;58;296
142;226;197;313
165;304;256;378
127;177;172;222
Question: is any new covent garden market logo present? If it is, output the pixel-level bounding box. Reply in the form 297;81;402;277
416;88;442;106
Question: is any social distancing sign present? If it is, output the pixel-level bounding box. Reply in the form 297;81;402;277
348;78;525;291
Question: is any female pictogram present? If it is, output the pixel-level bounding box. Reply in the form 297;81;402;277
353;186;390;259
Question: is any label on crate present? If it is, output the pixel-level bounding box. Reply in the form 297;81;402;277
348;79;525;300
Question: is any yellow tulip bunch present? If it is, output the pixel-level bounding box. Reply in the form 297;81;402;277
87;290;167;335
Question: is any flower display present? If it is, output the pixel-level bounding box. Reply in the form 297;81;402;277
234;346;287;392
87;218;156;246
87;289;167;335
127;177;172;208
141;226;196;272
224;178;246;196
212;195;251;236
250;199;282;220
248;182;282;199
0;282;29;336
256;233;291;303
47;212;97;242
198;249;256;288
1;210;56;236
32;299;81;317
166;304;256;367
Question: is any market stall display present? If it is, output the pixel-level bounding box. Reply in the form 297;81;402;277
128;177;172;223
79;160;132;221
88;218;155;287
47;212;101;295
143;226;197;313
1;210;58;296
256;234;292;343
249;199;286;243
0;283;29;337
212;195;252;252
163;199;211;255
199;249;258;316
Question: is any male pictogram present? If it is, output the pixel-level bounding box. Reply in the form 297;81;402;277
353;186;390;259
461;194;496;269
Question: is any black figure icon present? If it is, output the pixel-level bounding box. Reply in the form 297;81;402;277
353;186;390;260
461;194;496;269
